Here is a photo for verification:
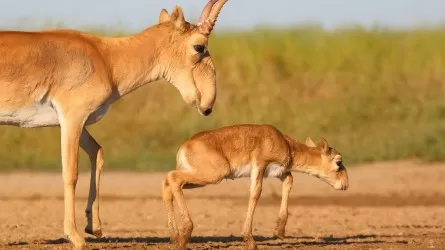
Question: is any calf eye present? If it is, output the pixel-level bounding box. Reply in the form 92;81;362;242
193;45;206;54
336;160;344;170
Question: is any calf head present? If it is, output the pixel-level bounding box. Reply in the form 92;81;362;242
300;137;349;191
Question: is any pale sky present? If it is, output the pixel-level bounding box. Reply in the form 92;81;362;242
0;0;444;31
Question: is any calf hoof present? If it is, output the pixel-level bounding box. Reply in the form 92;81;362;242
246;241;258;250
72;245;86;250
243;235;258;250
273;228;285;240
169;233;180;245
173;240;188;250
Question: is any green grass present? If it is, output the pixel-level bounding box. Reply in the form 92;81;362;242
1;25;445;172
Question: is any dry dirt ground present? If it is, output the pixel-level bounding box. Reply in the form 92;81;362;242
1;160;445;250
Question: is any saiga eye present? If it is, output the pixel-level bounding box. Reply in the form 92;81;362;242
335;160;344;171
193;45;206;54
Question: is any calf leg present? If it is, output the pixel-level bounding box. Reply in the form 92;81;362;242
162;179;179;244
167;171;195;250
163;148;230;249
242;166;264;250
273;172;293;239
166;167;227;250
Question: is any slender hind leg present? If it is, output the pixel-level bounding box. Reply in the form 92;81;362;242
167;171;194;250
273;172;293;239
80;128;104;237
164;148;229;249
242;165;264;250
167;171;219;249
171;174;228;246
162;178;179;244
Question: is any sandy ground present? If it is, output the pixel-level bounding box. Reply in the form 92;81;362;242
1;160;445;249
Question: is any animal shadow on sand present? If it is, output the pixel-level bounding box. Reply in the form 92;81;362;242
196;234;391;249
5;233;408;249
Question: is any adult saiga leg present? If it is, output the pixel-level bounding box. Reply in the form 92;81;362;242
273;172;293;239
60;113;88;249
80;128;104;237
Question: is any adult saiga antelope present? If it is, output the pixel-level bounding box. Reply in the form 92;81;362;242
162;124;349;250
0;0;228;248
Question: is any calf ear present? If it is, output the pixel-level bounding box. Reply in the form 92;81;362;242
317;137;329;154
159;9;170;23
305;137;316;147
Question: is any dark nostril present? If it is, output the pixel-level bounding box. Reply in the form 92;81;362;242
203;108;212;116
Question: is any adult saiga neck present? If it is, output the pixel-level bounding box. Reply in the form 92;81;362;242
101;25;168;97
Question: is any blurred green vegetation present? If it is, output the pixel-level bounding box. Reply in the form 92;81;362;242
1;25;445;172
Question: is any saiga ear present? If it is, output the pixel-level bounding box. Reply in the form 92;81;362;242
317;137;329;153
170;6;186;31
159;8;170;23
305;137;316;147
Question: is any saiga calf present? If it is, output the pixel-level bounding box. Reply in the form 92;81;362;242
162;124;349;250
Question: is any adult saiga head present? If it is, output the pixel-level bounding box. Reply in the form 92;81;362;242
155;0;228;116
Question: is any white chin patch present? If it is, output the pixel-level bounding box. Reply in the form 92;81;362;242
333;182;343;190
